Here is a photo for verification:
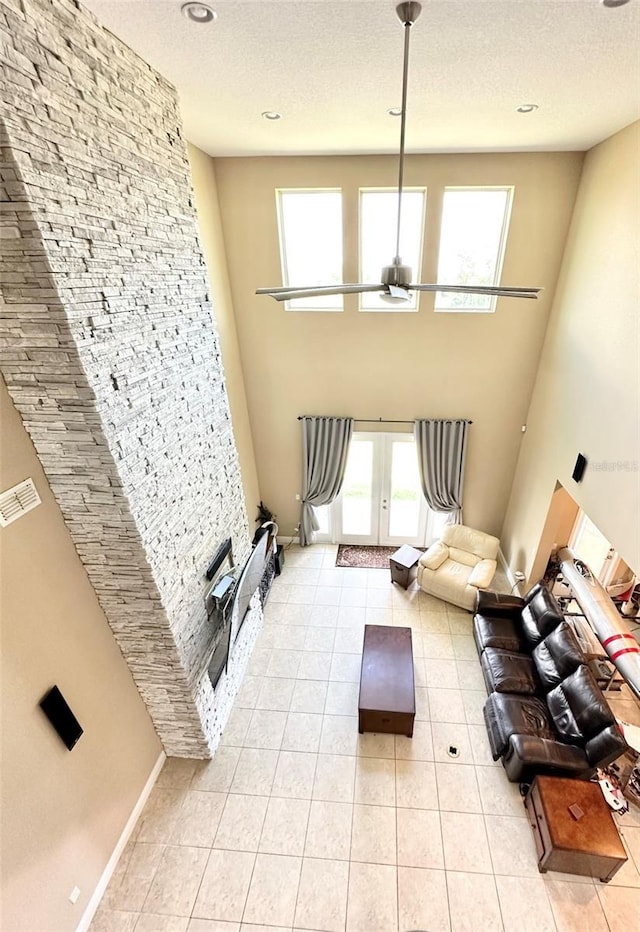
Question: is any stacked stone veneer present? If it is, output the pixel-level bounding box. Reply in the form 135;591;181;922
0;0;257;756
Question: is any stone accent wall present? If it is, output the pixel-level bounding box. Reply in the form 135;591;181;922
0;0;255;756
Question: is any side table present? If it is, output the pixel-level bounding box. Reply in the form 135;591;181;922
524;775;627;882
390;545;422;589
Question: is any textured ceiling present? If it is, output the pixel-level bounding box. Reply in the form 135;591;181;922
83;0;640;156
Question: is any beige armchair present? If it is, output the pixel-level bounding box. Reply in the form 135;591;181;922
417;524;500;611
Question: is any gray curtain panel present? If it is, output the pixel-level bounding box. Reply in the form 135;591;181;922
300;416;354;546
414;419;469;524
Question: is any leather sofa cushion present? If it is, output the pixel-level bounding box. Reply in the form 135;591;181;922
473;614;523;653
420;540;448;571
481;649;537;695
532;622;585;692
441;524;500;561
503;734;589;783
585;724;628;768
483;691;554;759
468;559;497;589
474;581;547;618
475;590;524;617
448;546;478;567
520;587;564;649
523;581;547;606
547;664;616;745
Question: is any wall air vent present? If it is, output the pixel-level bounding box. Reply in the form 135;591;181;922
0;478;41;527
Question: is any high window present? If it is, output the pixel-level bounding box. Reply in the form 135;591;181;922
435;186;514;312
359;188;426;311
276;189;343;311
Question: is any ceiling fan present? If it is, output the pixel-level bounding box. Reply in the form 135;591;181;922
257;1;541;306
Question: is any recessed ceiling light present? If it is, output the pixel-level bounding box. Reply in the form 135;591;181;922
516;104;539;113
387;107;402;117
261;111;282;121
181;3;217;24
601;0;631;7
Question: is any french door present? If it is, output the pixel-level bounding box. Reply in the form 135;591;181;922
331;432;428;547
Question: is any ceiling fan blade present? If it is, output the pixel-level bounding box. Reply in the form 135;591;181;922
410;284;541;299
256;284;384;302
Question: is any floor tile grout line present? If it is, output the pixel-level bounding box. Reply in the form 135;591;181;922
290;749;320;929
343;779;357;932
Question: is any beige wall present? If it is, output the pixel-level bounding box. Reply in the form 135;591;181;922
529;483;580;583
0;380;162;931
502;122;640;581
187;143;261;527
215;152;583;537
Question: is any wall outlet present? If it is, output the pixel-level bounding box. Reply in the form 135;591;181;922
68;886;80;905
514;571;526;583
295;493;300;501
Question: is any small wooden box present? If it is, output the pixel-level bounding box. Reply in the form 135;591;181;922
358;625;415;738
525;775;627;883
390;545;422;589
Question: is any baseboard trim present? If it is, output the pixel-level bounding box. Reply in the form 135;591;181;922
76;749;166;932
276;535;300;546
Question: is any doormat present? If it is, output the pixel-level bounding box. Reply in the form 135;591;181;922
336;545;399;569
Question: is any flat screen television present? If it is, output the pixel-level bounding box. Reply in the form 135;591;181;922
233;530;269;640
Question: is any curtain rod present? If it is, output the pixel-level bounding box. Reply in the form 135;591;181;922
297;416;473;425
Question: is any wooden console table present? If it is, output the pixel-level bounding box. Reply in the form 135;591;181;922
358;625;415;737
524;775;627;882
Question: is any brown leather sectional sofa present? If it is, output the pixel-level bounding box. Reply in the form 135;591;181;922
474;583;629;783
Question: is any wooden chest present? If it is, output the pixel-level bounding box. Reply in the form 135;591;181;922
524;775;627;882
358;625;415;738
389;545;422;589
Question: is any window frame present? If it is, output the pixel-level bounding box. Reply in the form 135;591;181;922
434;185;514;314
275;187;344;312
358;186;427;313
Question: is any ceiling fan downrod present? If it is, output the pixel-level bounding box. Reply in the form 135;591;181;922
393;2;422;270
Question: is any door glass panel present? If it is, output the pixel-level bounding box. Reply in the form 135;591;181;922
388;441;421;538
342;441;374;536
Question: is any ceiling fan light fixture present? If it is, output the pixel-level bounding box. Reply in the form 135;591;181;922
181;2;217;24
516;103;539;113
387;107;402;116
262;111;282;121
380;284;412;303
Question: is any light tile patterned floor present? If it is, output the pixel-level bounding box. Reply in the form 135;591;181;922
92;544;640;932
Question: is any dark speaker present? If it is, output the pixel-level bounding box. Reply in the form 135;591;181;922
572;453;587;483
39;685;83;750
274;544;285;576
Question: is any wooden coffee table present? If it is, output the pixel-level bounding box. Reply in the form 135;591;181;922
524;775;627;882
358;625;415;737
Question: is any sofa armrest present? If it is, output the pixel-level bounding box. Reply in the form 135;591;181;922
503;734;589;782
420;541;449;571
475;590;524;617
585;725;629;769
468;559;497;590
